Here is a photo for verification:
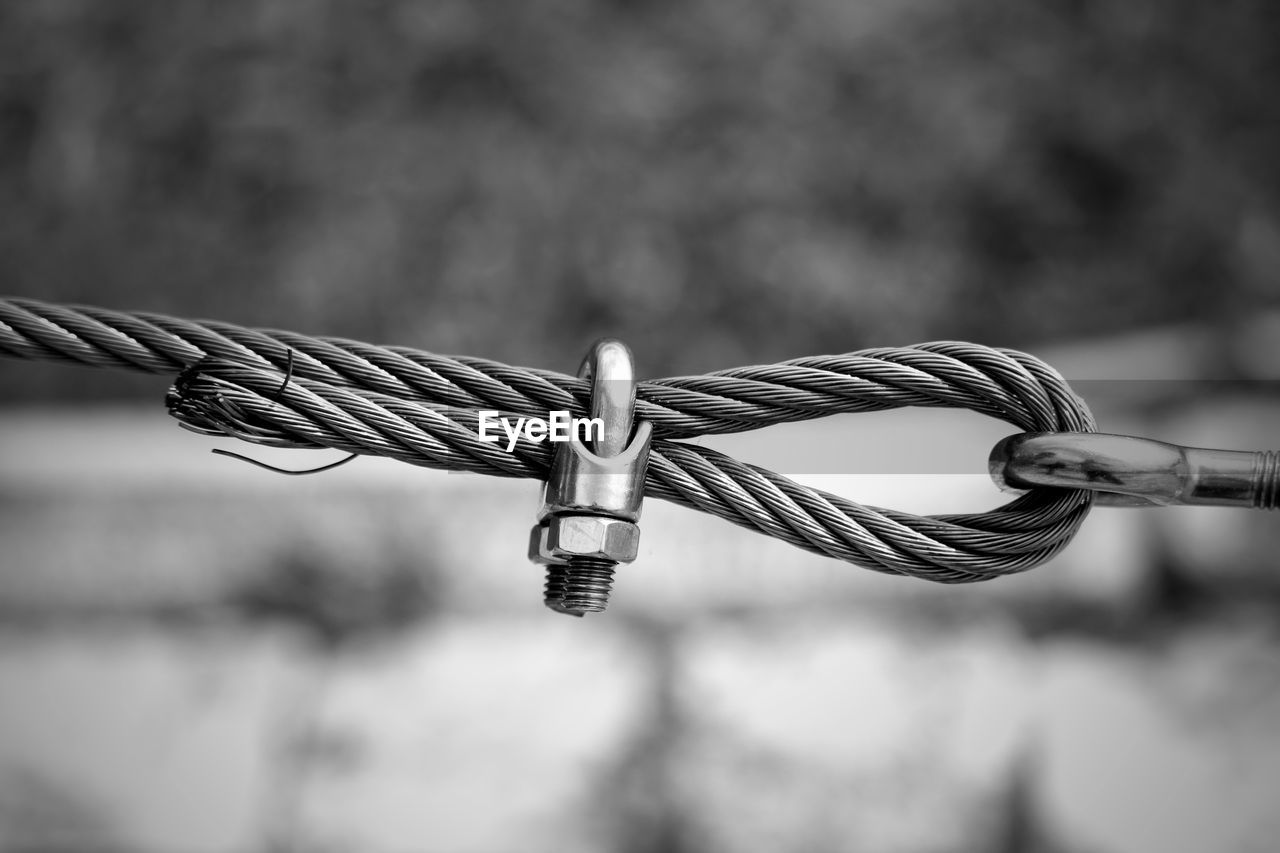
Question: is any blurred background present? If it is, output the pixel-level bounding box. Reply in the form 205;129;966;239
1;0;1279;851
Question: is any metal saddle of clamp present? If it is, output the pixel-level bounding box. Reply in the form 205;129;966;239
528;339;653;616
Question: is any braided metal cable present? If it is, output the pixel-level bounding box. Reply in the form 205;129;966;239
0;297;1089;437
1;297;1097;582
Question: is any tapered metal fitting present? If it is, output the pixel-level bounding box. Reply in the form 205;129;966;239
990;432;1280;509
529;339;652;616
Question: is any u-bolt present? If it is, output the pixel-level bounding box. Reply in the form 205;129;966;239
528;339;653;616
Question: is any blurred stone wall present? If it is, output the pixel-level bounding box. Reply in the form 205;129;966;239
2;325;1279;853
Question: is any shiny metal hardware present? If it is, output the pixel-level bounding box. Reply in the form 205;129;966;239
990;432;1280;509
528;339;653;615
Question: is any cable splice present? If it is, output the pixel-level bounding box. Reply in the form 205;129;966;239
1;297;1096;582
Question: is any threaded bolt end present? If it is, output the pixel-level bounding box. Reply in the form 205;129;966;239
1254;451;1280;510
559;557;617;614
542;559;619;616
542;564;582;617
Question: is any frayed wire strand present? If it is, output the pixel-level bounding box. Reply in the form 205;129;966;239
206;348;360;476
211;447;359;476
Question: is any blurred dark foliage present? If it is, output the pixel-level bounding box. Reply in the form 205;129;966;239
230;542;442;649
1;0;1278;400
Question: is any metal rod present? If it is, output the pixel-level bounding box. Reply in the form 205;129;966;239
990;432;1280;509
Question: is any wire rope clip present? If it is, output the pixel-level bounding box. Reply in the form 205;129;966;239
528;339;653;616
990;432;1280;509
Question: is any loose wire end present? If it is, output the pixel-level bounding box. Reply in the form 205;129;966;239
211;448;359;476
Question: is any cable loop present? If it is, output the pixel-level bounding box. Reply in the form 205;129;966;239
1;297;1097;582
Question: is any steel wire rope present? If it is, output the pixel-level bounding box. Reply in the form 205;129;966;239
1;297;1096;581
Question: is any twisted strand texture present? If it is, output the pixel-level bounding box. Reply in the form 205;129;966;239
1;297;1096;582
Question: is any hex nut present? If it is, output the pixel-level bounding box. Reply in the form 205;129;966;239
535;514;640;564
528;523;558;565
